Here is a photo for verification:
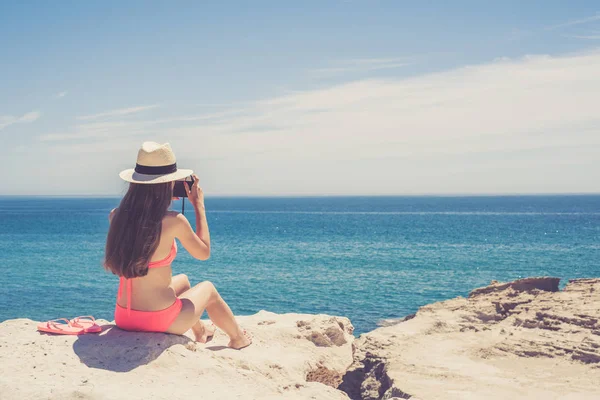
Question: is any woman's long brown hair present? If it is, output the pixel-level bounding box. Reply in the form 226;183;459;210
104;182;173;278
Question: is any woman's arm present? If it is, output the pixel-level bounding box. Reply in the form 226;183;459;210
174;175;211;260
192;201;210;251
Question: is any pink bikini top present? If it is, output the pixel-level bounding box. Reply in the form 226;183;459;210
148;240;178;269
117;240;178;315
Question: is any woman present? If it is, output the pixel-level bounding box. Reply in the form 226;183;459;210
104;141;251;349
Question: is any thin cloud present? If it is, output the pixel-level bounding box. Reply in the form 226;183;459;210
564;34;600;40
194;102;252;108
40;109;248;142
0;111;41;131
547;13;600;30
76;104;160;121
339;57;411;66
178;50;600;194
311;57;411;77
56;91;68;98
313;63;410;74
31;50;600;195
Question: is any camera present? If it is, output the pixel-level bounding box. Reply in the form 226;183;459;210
173;176;195;198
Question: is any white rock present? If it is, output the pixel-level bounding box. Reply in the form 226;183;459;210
0;311;354;400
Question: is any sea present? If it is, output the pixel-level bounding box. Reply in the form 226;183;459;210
1;195;598;334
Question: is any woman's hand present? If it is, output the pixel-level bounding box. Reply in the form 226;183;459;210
183;174;205;210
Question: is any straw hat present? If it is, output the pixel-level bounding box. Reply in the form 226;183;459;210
119;142;193;184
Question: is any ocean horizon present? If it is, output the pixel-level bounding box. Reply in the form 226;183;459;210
2;192;599;198
1;194;598;334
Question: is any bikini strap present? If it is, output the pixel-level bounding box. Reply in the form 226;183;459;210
118;277;132;317
127;279;132;317
117;277;123;300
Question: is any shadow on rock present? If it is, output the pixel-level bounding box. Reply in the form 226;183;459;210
73;324;192;372
205;345;228;351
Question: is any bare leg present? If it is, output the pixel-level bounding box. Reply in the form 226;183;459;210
167;281;251;349
191;320;216;343
170;275;215;343
170;274;191;296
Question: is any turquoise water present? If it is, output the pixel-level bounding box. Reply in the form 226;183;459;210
1;195;598;334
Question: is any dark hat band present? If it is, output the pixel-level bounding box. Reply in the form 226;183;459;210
134;163;177;175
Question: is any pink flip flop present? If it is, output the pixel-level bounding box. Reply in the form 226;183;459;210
37;318;86;335
70;316;102;333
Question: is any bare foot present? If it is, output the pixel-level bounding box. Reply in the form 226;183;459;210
228;329;252;350
192;320;216;343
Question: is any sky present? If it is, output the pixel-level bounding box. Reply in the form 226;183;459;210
1;1;599;196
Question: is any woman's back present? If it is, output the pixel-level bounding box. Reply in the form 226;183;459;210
114;211;181;312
